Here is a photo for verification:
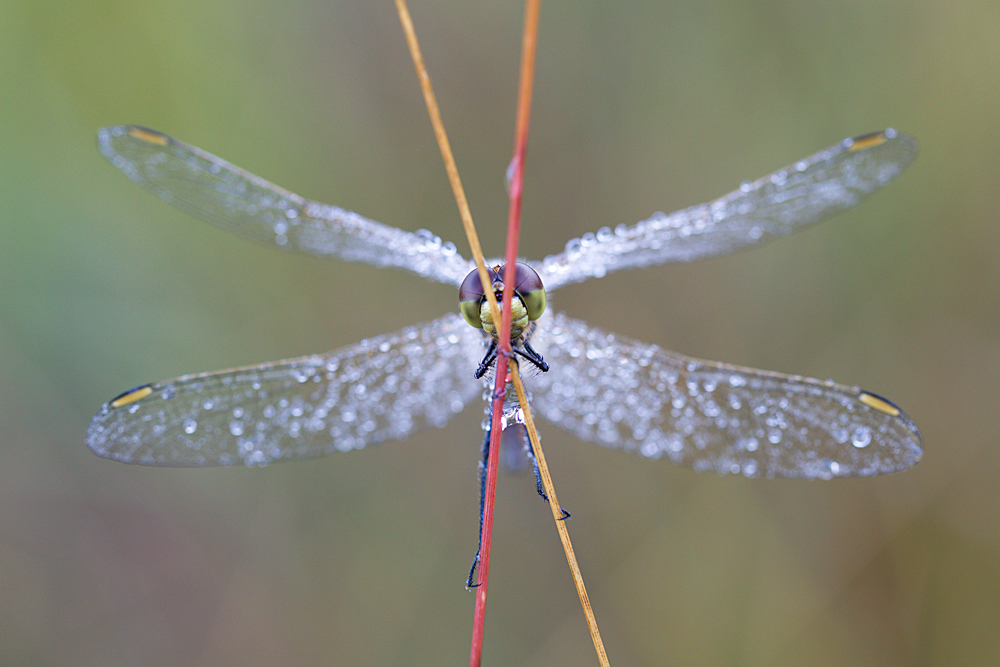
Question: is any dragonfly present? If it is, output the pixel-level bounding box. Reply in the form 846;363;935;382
86;125;922;480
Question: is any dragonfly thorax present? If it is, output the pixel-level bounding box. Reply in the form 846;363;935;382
480;294;530;340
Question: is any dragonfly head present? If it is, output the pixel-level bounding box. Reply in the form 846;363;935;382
459;262;546;340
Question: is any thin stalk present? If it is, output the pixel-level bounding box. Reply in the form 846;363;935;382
394;0;503;330
510;362;611;667
469;1;541;662
393;3;510;665
397;2;609;665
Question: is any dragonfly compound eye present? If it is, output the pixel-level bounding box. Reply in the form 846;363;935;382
512;262;546;321
459;264;546;330
458;266;499;329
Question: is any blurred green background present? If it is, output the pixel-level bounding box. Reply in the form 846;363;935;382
2;0;998;665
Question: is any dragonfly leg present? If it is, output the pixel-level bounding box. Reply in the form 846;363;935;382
474;339;498;379
466;423;491;589
475;338;548;378
526;440;570;520
517;340;549;373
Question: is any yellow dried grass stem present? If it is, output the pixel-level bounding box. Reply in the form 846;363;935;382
510;361;611;667
394;0;501;327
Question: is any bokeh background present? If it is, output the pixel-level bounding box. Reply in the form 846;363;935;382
2;1;998;665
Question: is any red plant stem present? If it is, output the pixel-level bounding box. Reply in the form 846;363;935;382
469;2;540;665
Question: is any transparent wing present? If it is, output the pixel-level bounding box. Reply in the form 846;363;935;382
86;313;487;466
97;126;475;287
526;312;922;478
536;129;918;292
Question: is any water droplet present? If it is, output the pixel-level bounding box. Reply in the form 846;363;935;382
505;157;519;194
851;426;872;448
183;419;197;434
229;420;244;436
